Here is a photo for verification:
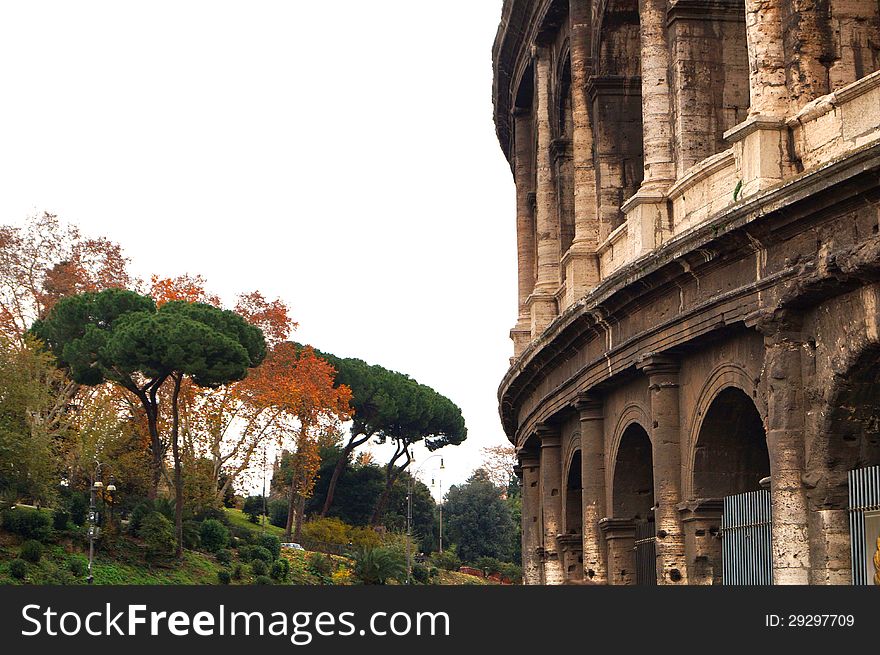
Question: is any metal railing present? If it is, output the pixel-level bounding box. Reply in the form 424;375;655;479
634;521;657;586
848;465;880;585
721;490;772;585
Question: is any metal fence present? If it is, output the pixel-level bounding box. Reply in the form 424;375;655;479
634;521;657;586
721;490;773;585
848;465;880;585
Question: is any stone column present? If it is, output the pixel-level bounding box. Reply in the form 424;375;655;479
638;0;676;188
639;354;688;584
600;518;637;585
679;499;724;585
724;0;791;199
563;0;600;303
518;449;543;585
622;0;675;257
510;109;536;358
575;393;608;582
527;47;560;337
754;312;812;584
744;0;787;116
538;423;564;585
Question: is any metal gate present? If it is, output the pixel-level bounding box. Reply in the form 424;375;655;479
634;521;657;586
721;490;773;585
848;465;880;585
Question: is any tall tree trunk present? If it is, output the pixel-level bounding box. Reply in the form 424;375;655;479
147;407;162;499
294;494;306;543
369;443;412;525
320;431;371;516
170;374;184;557
284;467;298;542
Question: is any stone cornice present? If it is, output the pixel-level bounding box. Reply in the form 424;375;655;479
498;141;880;442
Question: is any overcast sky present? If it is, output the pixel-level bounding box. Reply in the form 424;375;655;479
0;1;516;495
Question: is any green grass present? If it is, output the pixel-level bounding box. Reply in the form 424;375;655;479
224;508;287;538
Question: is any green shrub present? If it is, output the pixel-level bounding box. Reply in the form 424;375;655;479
353;547;405;585
139;512;176;559
242;496;264;523
68;494;88;526
308;552;334;579
9;559;27;580
20;539;42;563
255;533;280;559
217;570;231;585
497;562;523;584
475;556;504;576
268;500;288;528
52;508;70;531
68;556;88;577
215;549;232;566
250;546;273;563
254;575;272;585
251;559;268;577
200;519;229;552
182;520;201;549
1;507;51;541
430;549;461;571
270;558;290;581
412;562;430;584
232;564;243;580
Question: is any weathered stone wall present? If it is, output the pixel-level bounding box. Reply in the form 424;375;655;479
494;0;880;584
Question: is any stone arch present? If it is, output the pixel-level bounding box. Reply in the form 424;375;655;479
611;422;655;523
606;402;652;511
563;444;583;535
589;0;643;240
684;363;765;500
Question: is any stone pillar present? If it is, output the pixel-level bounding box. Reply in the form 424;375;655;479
563;0;601;302
723;0;792;200
558;534;584;582
639;354;688;584
518;449;543;585
538;423;564;585
575;393;608;582
600;518;637;585
679;499;724;585
527;47;560;337
755;313;812;584
622;0;675;257
510;109;536;358
638;0;676;188
743;0;787;116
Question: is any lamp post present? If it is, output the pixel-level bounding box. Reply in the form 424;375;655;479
406;453;445;584
431;474;444;553
87;463;116;585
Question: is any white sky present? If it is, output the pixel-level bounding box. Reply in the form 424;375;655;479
0;1;516;496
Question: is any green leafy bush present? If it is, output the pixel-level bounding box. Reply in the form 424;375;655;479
255;533;280;559
68;556;88;577
200;519;230;553
412;562;430;584
268;500;288;528
251;559;268;577
217;570;231;585
20;539;42;563
308;552;334;579
1;507;51;541
232;564;243;580
9;559;27;580
139;512;175;559
215;549;232;566
242;496;264;523
353;547;405;585
270;558;290;581
182;520;201;549
302;517;349;545
254;575;272;585
68;493;88;526
429;549;461;571
52;508;70;531
250;546;273;563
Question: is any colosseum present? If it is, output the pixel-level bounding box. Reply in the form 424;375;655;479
493;0;880;585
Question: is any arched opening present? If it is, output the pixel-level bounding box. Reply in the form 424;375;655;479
689;387;769;584
555;55;575;260
667;0;750;175
561;449;583;581
809;346;880;584
609;422;654;585
591;0;644;242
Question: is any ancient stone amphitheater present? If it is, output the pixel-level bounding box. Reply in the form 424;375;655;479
493;0;880;585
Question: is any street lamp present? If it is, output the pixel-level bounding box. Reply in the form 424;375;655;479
407;454;445;584
87;462;117;585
